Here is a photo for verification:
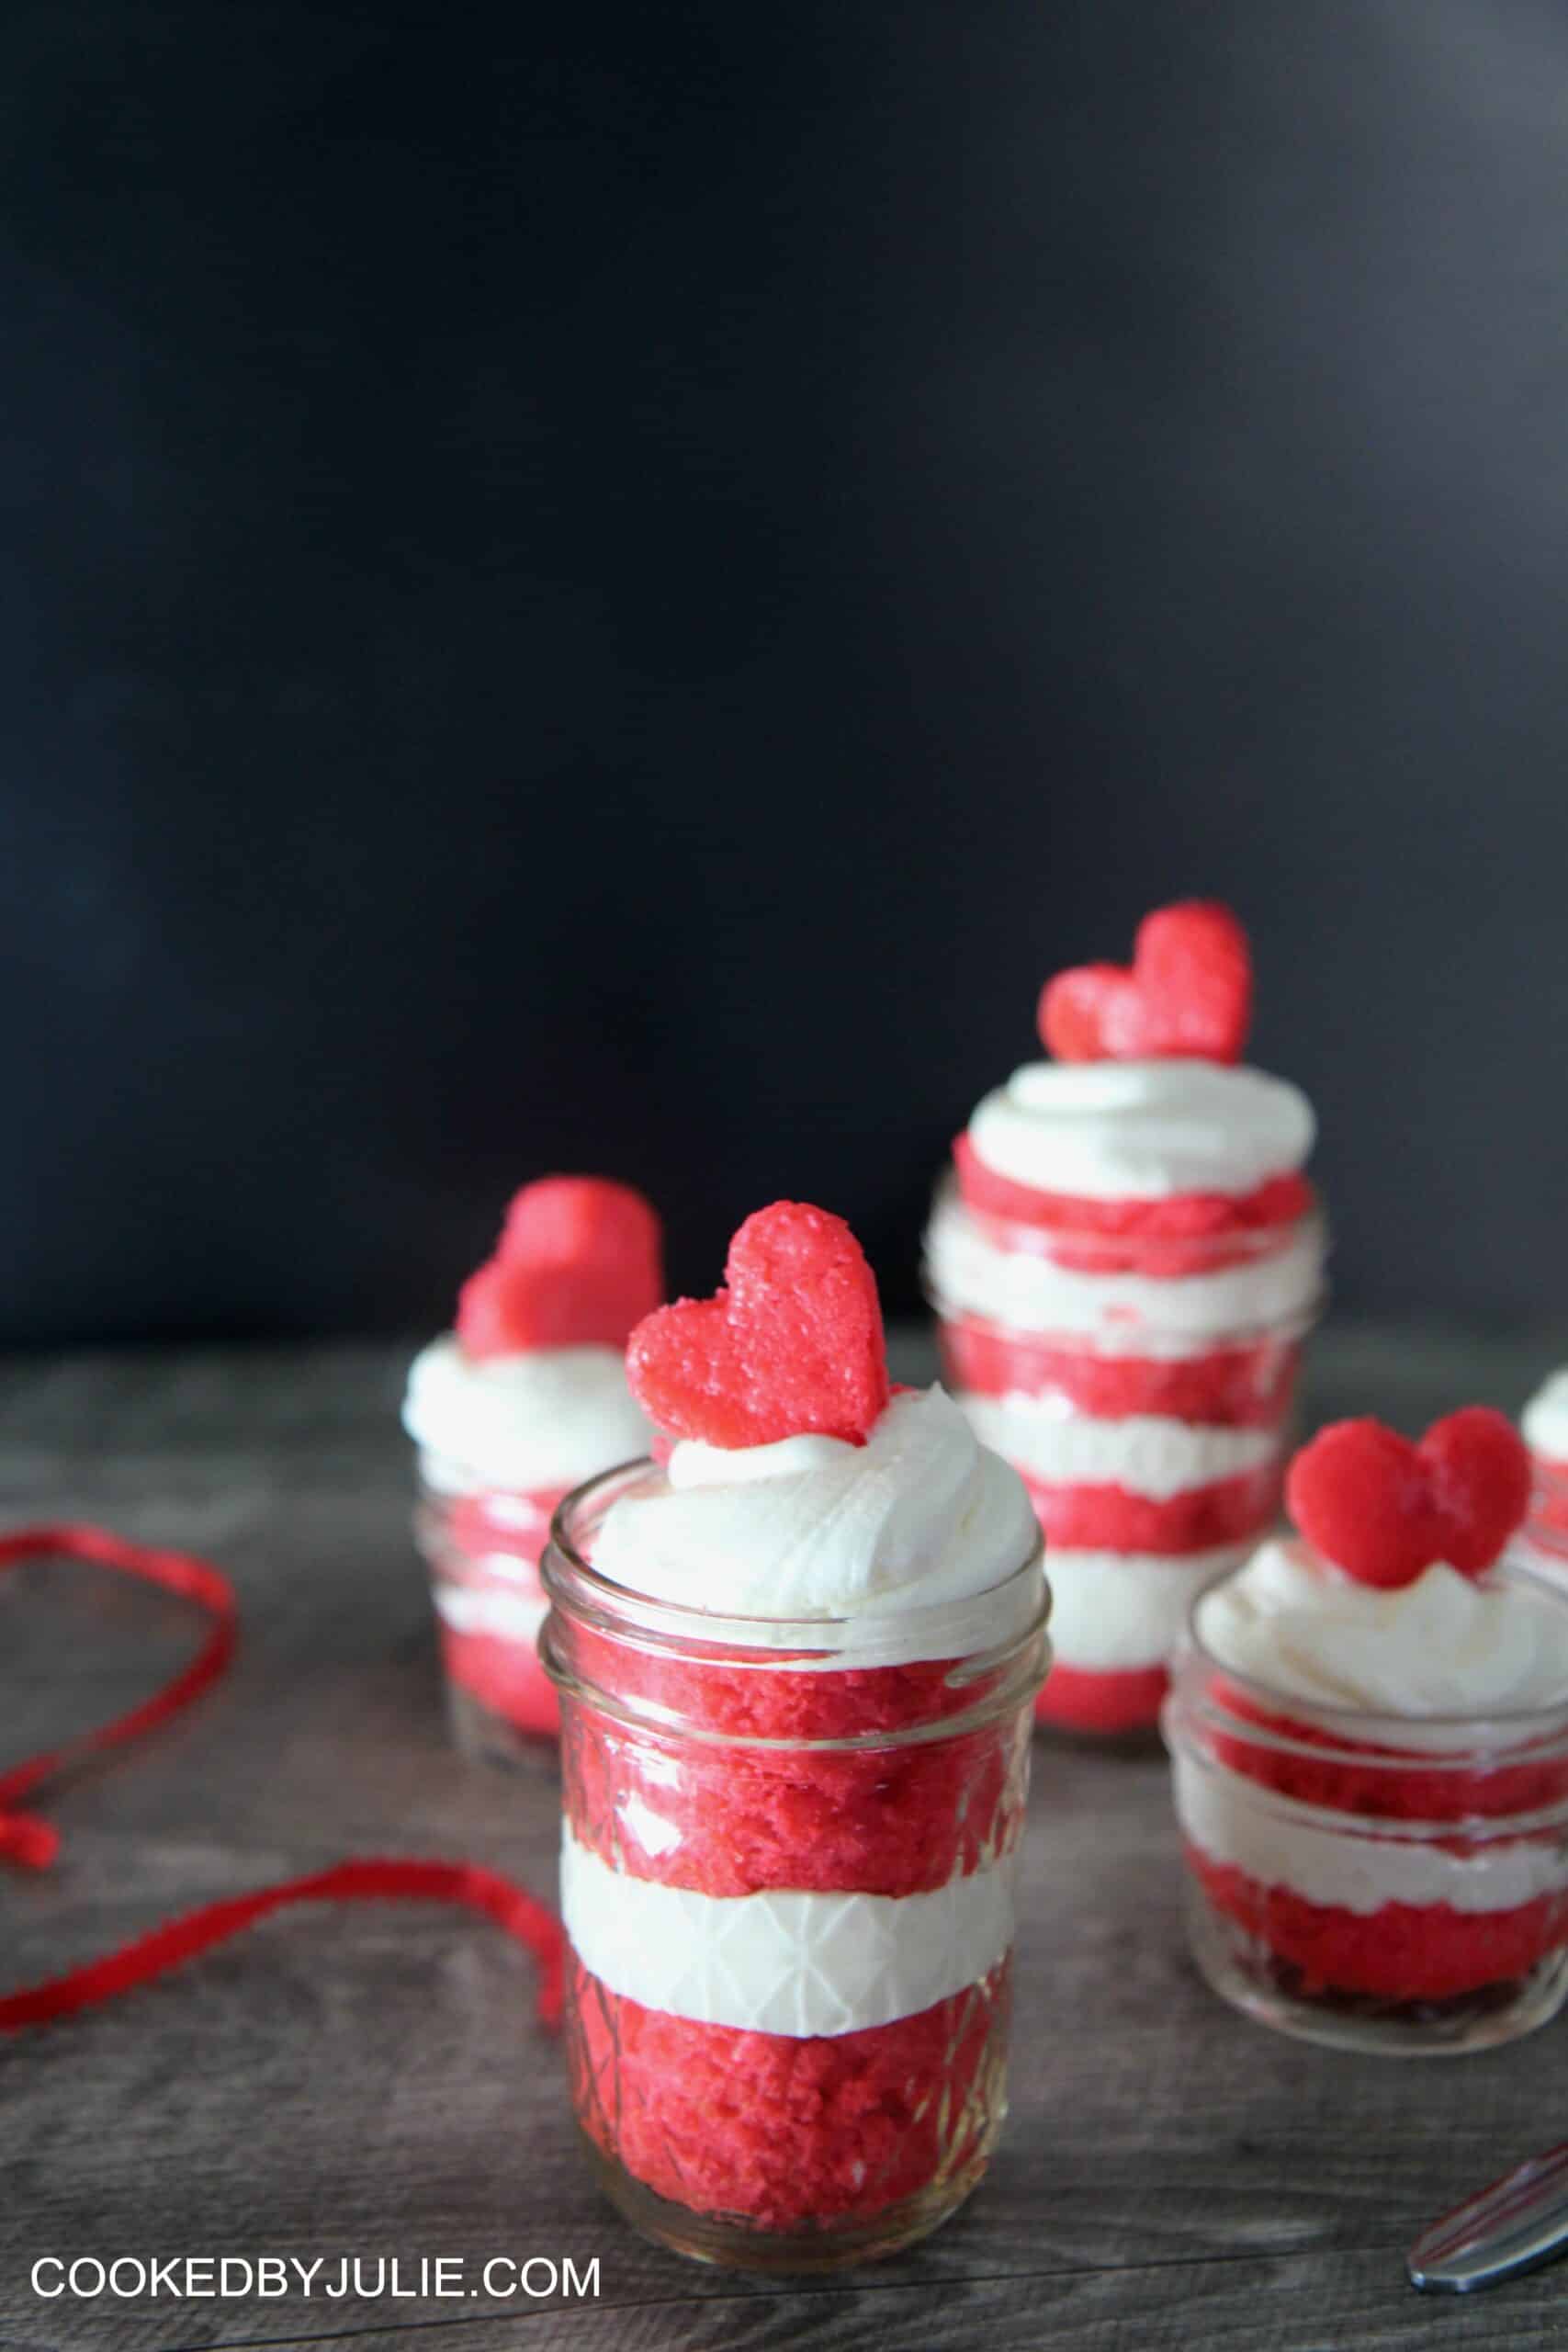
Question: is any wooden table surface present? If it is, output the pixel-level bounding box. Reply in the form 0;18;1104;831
5;1326;1568;2352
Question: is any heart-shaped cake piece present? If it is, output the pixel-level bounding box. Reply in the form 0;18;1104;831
1286;1408;1531;1588
626;1201;889;1449
1039;900;1252;1064
457;1176;662;1357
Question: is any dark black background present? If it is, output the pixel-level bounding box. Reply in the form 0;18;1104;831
3;0;1565;1346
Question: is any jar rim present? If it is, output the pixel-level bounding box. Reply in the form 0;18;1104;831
541;1453;1049;1671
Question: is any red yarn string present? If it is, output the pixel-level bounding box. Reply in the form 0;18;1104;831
0;1524;564;2030
0;1522;238;1868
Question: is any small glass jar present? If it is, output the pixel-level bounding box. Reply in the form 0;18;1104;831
539;1463;1049;2273
1164;1564;1568;2055
925;1175;1325;1738
414;1469;569;1767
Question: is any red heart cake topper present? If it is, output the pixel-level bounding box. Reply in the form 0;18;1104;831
457;1176;663;1357
626;1201;890;1449
1039;900;1253;1065
1286;1408;1531;1589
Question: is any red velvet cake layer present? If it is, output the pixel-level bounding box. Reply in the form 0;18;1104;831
1189;1845;1568;2002
1021;1464;1281;1554
1205;1683;1568;1825
568;1955;1009;2231
939;1320;1300;1429
562;1681;1027;1898
952;1133;1314;1264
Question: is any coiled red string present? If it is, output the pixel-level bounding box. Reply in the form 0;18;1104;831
0;1524;564;2029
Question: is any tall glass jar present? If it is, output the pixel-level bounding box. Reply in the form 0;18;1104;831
1164;1563;1568;2055
926;1175;1325;1737
540;1462;1049;2273
413;1470;569;1766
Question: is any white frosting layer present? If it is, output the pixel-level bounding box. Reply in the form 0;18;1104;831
925;1193;1324;1344
959;1396;1277;1499
1048;1544;1252;1672
588;1386;1038;1653
560;1827;1012;2035
1174;1752;1568;1916
434;1571;547;1648
966;1059;1314;1203
402;1338;652;1491
1524;1370;1568;1464
1196;1539;1568;1720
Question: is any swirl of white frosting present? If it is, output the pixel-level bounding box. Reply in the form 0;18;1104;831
587;1385;1039;1646
966;1059;1314;1202
402;1337;653;1492
1523;1370;1568;1463
1195;1538;1568;1720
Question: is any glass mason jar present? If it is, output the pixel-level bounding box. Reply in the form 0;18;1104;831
925;1174;1325;1739
413;1467;569;1766
539;1461;1050;2274
1164;1562;1568;2055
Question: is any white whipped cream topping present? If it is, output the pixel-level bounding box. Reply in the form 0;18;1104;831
1047;1543;1252;1672
925;1193;1324;1344
1174;1751;1568;1916
560;1827;1013;2035
1524;1370;1568;1464
588;1385;1038;1651
966;1059;1314;1203
1195;1539;1568;1720
958;1396;1277;1499
402;1338;652;1493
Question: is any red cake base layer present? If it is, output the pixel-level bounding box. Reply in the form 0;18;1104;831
1021;1464;1280;1554
939;1319;1300;1429
440;1623;558;1738
568;1956;1008;2232
1035;1658;1168;1736
1189;1845;1568;2002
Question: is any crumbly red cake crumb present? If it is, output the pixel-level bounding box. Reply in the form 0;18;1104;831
938;1318;1301;1430
568;1956;1009;2231
952;1133;1314;1258
1206;1682;1568;1824
562;1660;1027;1896
1188;1845;1568;2001
1021;1464;1281;1554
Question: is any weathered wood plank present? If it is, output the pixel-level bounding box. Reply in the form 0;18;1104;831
3;1330;1567;2352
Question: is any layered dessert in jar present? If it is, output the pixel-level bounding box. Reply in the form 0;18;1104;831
402;1177;660;1762
1521;1369;1568;1566
925;900;1325;1737
1166;1406;1568;2052
540;1202;1049;2269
